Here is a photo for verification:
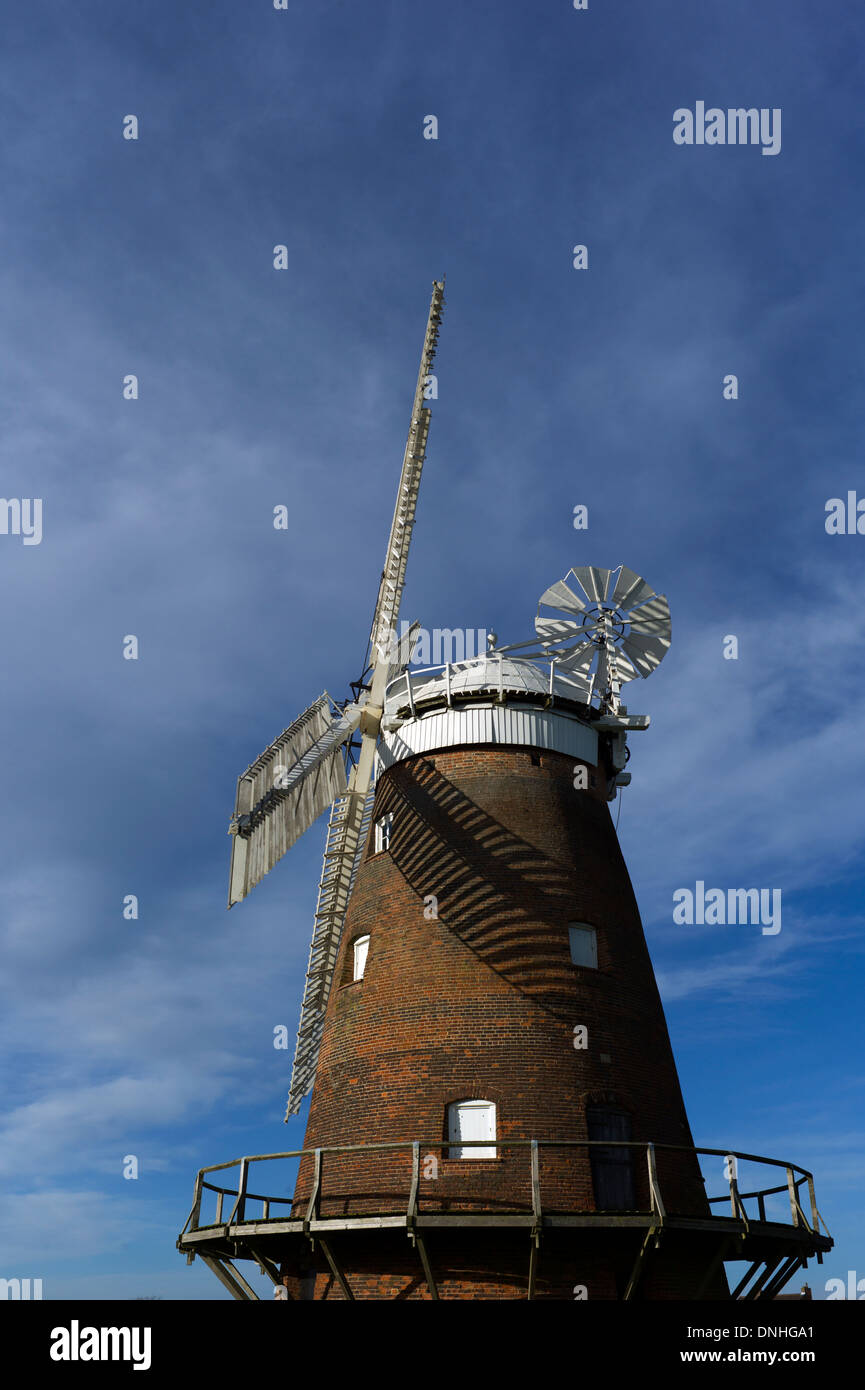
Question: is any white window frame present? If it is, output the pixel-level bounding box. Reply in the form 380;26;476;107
352;934;370;981
374;813;393;854
447;1099;497;1160
568;922;598;969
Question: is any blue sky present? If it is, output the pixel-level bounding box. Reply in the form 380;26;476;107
1;0;862;1299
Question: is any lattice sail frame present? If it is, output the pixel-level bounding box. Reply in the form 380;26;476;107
285;784;376;1115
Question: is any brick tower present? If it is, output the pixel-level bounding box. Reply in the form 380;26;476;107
283;651;728;1300
178;286;833;1300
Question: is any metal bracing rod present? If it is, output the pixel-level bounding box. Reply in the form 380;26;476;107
182;1172;203;1237
807;1174;820;1232
304;1149;322;1233
198;1254;260;1302
730;1260;766;1301
623;1226;660;1301
406;1141;439;1298
407;1141;421;1225
249;1248;282;1288
414;1233;439;1301
760;1254;805;1301
786;1166;801;1228
744;1257;785;1301
728;1176;749;1232
527;1240;539;1301
646;1142;666;1224
527;1140;542;1301
317;1238;354;1301
530;1140;542;1233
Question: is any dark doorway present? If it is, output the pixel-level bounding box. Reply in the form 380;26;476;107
587;1106;636;1210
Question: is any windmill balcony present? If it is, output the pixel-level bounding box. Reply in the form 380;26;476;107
177;1139;832;1301
383;655;595;724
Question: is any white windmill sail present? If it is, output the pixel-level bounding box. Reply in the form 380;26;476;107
222;281;444;1113
227;694;361;907
284;283;445;1114
368;289;444;664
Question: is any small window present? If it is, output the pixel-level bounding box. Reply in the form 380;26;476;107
352;935;370;981
568;923;598;969
374;813;393;853
447;1100;496;1159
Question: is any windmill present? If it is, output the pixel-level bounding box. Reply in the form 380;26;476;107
181;286;832;1301
226;279;445;1118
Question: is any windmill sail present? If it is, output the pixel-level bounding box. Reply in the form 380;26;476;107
368;281;445;666
223;284;446;1114
284;283;446;1115
227;694;360;907
285;781;376;1116
386;618;421;683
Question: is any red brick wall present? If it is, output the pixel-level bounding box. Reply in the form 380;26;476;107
281;1234;725;1301
284;744;727;1299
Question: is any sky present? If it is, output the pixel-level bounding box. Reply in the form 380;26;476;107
0;0;862;1300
